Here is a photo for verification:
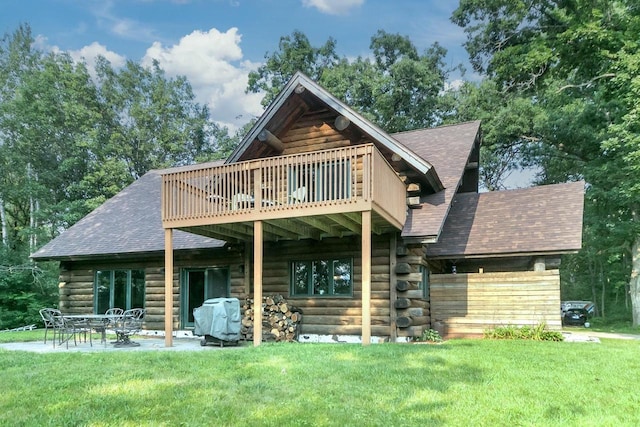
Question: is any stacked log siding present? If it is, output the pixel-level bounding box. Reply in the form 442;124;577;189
57;234;398;336
430;270;562;337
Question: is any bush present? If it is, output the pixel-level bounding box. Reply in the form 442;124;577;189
417;328;443;342
483;323;564;341
0;258;59;330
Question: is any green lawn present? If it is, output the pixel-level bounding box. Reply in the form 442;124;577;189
1;335;639;426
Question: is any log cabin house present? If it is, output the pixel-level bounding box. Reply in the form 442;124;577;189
31;72;584;346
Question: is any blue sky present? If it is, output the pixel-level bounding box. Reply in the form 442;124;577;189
1;0;473;131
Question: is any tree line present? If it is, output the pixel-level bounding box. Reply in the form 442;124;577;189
1;0;639;329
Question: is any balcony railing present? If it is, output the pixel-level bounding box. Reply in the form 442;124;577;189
161;144;407;231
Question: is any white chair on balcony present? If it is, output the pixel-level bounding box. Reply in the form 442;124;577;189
231;193;254;210
288;187;307;204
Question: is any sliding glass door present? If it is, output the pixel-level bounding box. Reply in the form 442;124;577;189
181;267;229;327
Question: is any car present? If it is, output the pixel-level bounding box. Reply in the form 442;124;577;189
561;300;595;315
562;308;589;327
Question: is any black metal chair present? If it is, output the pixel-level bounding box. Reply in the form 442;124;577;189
51;312;76;349
113;308;145;347
91;308;123;346
39;308;57;344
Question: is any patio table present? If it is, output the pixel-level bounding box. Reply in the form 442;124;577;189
63;314;122;346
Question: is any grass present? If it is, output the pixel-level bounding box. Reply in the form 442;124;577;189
588;317;640;335
1;331;639;426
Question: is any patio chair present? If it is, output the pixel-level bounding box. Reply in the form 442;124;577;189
91;308;124;346
113;308;145;347
39;308;57;344
288;187;307;204
69;317;93;347
51;313;77;349
38;308;75;348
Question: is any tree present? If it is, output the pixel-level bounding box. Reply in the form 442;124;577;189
95;57;218;181
453;0;640;325
247;30;339;107
0;24;235;328
247;30;454;132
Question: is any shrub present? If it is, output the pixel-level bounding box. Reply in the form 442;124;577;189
418;328;443;342
483;323;564;341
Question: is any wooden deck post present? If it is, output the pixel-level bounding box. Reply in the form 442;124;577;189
362;210;372;345
253;220;263;347
164;228;174;347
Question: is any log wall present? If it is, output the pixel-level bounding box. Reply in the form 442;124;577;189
280;110;357;155
261;235;392;337
393;242;430;339
57;234;396;337
58;249;244;331
430;270;562;338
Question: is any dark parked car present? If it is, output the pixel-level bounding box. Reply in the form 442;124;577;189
562;308;588;327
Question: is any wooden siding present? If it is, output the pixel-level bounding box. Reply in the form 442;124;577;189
393;243;430;339
57;235;396;337
280;110;353;155
58;250;244;331
430;270;562;338
260;236;392;337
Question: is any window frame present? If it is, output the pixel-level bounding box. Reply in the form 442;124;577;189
94;269;145;314
290;258;353;297
419;264;429;298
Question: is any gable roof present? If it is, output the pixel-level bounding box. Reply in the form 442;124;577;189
398;121;481;241
30;163;226;262
426;181;585;259
228;72;444;191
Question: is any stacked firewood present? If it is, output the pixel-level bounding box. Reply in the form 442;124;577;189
241;295;303;342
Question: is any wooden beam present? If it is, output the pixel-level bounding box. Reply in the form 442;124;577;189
253;220;263;347
262;221;300;240
389;234;398;342
278;219;318;239
334;115;350;131
293;216;336;236
201;224;251;242
326;214;361;235
344;212;362;225
164;229;173;348
465;161;479;170
244;242;250;296
258;129;284;153
361;210;372;345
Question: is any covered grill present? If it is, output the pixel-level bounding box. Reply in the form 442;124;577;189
193;298;241;346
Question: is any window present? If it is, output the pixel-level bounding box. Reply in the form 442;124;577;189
95;270;145;314
419;265;429;298
291;259;352;297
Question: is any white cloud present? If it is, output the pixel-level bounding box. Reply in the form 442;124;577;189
444;79;464;92
142;27;264;131
33;36;126;80
301;0;364;15
68;42;127;70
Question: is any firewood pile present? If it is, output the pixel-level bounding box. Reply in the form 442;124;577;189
241;295;303;342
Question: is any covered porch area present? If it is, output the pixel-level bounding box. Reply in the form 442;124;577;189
161;144;407;346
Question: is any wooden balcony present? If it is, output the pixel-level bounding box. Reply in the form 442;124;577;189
161;144;407;242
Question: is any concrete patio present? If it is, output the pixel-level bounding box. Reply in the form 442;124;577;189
0;336;246;353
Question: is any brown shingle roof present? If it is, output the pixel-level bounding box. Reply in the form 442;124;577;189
395;121;481;239
426;181;585;258
30;166;225;261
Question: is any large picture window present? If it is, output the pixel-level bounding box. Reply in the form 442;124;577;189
95;270;145;314
291;258;352;297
